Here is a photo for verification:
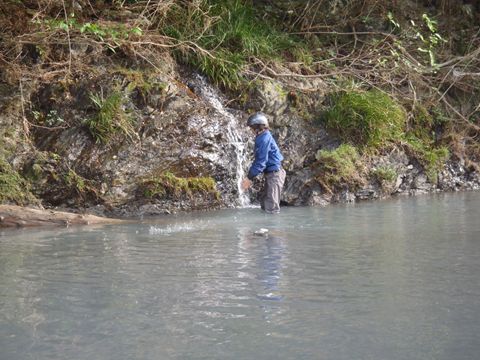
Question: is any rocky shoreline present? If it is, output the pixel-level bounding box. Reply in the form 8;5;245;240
282;139;480;207
1;0;479;229
2;69;479;220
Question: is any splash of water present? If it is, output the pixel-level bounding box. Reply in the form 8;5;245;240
193;75;250;207
149;221;207;235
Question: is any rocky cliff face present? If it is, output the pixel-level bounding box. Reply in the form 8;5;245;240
1;48;479;217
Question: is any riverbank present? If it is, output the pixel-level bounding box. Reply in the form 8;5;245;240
0;1;478;216
0;205;127;228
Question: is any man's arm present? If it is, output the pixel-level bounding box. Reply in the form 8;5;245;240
247;136;270;180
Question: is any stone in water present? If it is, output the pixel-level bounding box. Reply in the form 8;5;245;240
254;228;269;236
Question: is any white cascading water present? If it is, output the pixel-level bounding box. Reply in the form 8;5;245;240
193;75;250;207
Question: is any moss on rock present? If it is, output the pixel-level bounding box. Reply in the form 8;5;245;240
0;156;38;205
140;171;220;200
315;144;366;192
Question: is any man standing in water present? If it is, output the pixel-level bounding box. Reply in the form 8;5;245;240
241;112;286;214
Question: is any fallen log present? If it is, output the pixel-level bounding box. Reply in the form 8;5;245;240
0;205;127;228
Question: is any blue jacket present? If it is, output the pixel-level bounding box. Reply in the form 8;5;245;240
247;130;284;180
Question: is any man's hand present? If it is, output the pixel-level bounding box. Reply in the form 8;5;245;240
241;178;252;190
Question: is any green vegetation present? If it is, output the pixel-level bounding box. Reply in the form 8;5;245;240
322;90;450;184
370;166;397;185
403;104;450;182
416;14;447;68
141;171;219;200
315;144;366;191
386;11;447;69
113;68;168;102
0;0;477;207
164;0;301;88
65;169;87;195
85;90;136;144
405;136;449;183
0;156;37;205
323;90;407;149
36;16;143;52
32;109;65;127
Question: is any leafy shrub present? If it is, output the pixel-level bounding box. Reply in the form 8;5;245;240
324;90;407;149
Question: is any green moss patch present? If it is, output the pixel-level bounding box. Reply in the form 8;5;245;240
141;171;220;200
315;144;366;192
0;157;38;205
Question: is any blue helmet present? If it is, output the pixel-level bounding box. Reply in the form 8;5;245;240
247;112;269;127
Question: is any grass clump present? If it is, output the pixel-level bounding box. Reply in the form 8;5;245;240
324;89;407;149
370;166;397;185
141;171;220;200
315;144;366;192
405;136;449;183
320;91;451;187
404;104;451;183
85;90;136;144
65;169;87;195
0;156;38;205
164;0;299;89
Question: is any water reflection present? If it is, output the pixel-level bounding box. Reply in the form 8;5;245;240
257;236;286;301
2;193;480;360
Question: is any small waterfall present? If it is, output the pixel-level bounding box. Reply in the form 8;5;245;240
192;75;250;207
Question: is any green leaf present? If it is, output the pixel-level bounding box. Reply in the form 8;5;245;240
80;22;91;33
59;22;69;31
387;12;400;28
130;27;143;36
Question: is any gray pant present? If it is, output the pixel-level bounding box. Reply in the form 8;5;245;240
260;168;286;214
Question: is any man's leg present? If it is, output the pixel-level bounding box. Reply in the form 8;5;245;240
259;182;266;211
264;169;286;213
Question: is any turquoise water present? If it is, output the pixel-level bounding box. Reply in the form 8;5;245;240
1;193;480;359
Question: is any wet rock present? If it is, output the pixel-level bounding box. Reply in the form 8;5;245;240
356;188;378;201
412;174;431;192
394;175;404;192
248;80;289;119
339;190;356;203
282;169;319;205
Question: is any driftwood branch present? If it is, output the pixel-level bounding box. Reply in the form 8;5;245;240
0;205;127;228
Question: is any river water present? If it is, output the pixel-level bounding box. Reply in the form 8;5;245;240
1;192;480;360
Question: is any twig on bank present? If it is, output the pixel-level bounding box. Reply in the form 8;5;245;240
289;30;396;37
19;78;31;142
61;0;72;75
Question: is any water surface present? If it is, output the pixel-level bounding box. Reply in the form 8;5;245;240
1;193;480;359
